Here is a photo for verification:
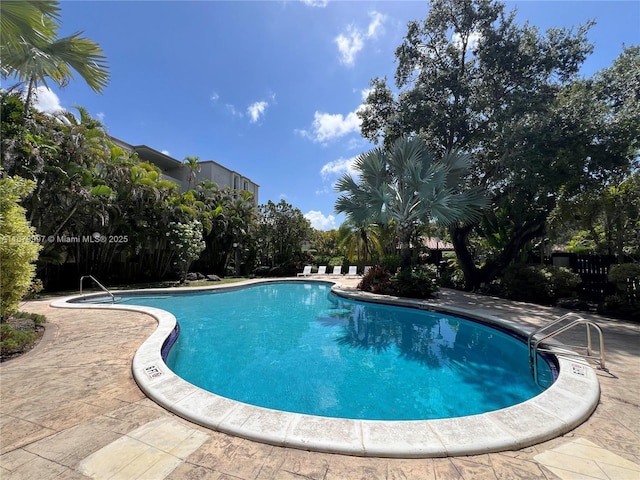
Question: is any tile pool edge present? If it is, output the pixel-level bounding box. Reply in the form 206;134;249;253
50;279;601;458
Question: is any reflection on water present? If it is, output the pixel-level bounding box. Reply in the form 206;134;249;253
317;295;553;392
115;282;553;419
318;297;460;368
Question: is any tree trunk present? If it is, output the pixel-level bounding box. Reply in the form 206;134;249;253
480;220;547;284
399;228;412;271
24;77;36;116
450;219;547;290
449;223;478;290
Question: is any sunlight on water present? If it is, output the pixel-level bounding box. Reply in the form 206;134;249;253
114;282;553;420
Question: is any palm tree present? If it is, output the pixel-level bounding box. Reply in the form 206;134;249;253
337;220;382;269
0;0;109;114
335;136;488;270
183;156;201;190
0;1;59;54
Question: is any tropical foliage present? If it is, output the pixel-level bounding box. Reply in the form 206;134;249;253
253;200;313;275
358;0;639;289
167;220;206;281
336;220;382;269
501;264;582;305
0;175;41;319
0;0;637;319
0;92;261;288
335;136;487;270
0;0;109;113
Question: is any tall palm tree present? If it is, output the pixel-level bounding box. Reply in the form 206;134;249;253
335;136;488;270
0;0;109;114
183;156;201;190
337;220;382;268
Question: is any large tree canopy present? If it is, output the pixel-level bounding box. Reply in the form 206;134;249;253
358;0;638;288
254;200;313;272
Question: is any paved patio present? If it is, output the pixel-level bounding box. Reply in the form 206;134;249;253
1;281;639;479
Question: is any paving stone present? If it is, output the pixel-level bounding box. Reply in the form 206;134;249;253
23;421;122;467
0;414;56;454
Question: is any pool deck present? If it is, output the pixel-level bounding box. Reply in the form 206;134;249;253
1;279;639;479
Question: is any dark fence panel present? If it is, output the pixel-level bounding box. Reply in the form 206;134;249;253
627;277;639;305
551;253;617;301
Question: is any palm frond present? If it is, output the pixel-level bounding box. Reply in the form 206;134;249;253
334;136;488;261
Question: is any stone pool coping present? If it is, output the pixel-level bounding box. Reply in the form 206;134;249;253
51;278;601;458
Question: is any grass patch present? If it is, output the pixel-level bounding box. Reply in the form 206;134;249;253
1;311;47;361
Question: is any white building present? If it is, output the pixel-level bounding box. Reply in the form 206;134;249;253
110;136;259;204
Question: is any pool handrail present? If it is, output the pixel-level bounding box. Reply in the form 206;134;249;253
528;312;606;386
80;275;115;302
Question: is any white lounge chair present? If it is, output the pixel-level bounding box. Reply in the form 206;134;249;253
314;265;327;275
346;265;358;277
363;266;372;275
330;265;342;276
297;265;312;277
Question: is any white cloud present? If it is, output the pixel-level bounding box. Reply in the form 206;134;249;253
305;210;337;230
299;110;361;143
320;156;358;179
96;112;105;122
32;86;64;113
247;94;275;124
301;0;328;6
335;27;364;66
247;101;268;123
335;11;386;66
210;91;219;102
367;11;385;38
161;150;170;156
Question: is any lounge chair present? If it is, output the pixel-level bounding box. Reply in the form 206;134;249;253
363;266;372;275
297;265;312;277
314;265;327;276
330;265;342;276
346;266;358;277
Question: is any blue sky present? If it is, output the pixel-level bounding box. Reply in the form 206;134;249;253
30;1;640;230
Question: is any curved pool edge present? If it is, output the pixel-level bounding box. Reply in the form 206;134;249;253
50;279;601;458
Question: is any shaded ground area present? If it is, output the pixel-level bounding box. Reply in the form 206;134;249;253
1;283;639;479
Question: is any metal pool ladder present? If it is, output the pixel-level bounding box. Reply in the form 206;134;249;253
80;275;115;302
528;312;607;386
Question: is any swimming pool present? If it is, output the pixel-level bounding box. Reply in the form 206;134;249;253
56;279;601;457
109;282;553;420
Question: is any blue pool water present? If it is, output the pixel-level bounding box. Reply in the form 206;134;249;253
109;282;553;420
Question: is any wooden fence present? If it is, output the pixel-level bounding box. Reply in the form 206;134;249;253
551;253;618;301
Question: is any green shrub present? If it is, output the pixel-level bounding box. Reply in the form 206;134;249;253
380;255;401;273
502;264;581;305
550;266;583;299
0;176;42;320
608;263;640;294
599;294;640;321
253;265;271;276
391;265;439;299
358;264;439;299
0;323;35;356
439;258;466;289
25;278;44;299
12;311;46;326
357;265;392;293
